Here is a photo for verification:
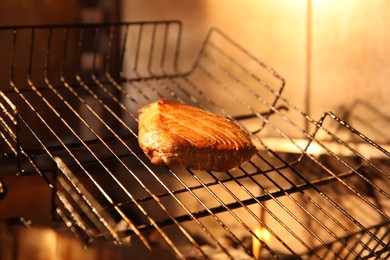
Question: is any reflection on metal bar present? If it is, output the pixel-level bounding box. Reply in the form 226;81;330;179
0;22;388;259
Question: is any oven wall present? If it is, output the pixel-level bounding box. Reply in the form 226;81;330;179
122;0;390;144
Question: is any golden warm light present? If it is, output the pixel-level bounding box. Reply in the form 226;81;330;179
252;226;271;259
307;143;322;155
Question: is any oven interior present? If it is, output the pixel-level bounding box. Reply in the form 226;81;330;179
0;12;389;260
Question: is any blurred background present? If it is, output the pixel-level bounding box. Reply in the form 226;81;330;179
0;0;389;257
0;0;388;145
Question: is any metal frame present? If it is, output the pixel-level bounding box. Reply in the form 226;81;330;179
0;22;389;259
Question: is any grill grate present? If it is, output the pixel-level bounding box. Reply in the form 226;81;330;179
0;22;389;259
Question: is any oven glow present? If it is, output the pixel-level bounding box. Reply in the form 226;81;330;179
305;142;322;156
252;226;271;259
296;139;322;156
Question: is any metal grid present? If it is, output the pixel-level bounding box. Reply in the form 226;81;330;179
0;22;389;259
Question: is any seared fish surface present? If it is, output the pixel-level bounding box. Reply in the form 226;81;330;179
138;99;257;172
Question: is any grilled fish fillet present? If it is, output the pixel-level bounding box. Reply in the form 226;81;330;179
138;99;257;172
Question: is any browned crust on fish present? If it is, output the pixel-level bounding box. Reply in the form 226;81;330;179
138;99;257;172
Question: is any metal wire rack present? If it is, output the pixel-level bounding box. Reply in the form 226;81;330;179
0;21;389;259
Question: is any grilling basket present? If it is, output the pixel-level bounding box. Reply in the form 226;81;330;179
0;21;389;259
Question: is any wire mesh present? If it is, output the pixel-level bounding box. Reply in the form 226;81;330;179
0;22;389;259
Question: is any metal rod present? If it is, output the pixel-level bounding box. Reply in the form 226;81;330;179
0;23;388;259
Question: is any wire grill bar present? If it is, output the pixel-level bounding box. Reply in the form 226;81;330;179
0;22;389;259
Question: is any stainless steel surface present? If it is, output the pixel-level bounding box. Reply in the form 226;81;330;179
123;1;390;144
0;22;389;259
